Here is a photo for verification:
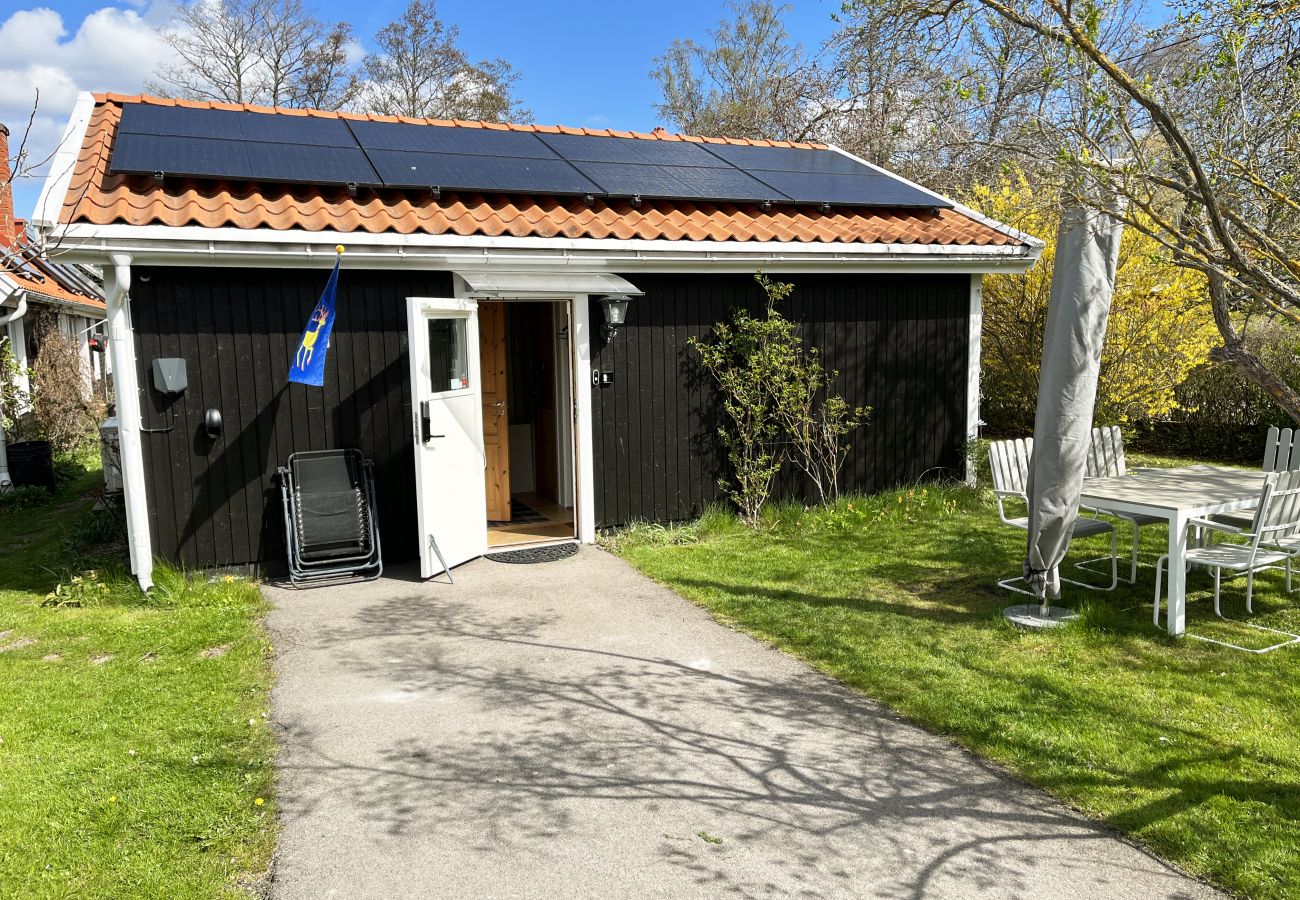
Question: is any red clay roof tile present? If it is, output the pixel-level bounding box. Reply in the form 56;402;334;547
59;95;1023;248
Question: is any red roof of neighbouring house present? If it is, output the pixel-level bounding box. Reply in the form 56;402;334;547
56;94;1026;248
1;230;105;312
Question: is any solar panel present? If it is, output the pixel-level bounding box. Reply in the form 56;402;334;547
368;150;600;194
235;111;356;147
700;143;864;175
111;133;254;180
109;101;954;208
118;104;246;140
536;133;731;167
701;143;949;208
349;121;558;158
116;103;355;147
750;171;943;207
243;142;381;185
111;133;381;185
575;162;776;202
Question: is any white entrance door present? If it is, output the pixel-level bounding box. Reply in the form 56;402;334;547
406;296;488;578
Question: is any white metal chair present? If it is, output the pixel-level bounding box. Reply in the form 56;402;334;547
1080;425;1165;583
989;437;1118;595
1154;469;1300;653
1212;426;1300;531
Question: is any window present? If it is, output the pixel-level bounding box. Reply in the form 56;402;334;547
428;317;469;393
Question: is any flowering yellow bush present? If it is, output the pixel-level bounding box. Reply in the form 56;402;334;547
968;174;1218;432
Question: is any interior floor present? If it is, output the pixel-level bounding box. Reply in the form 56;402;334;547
487;492;575;547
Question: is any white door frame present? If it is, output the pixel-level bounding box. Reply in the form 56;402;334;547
554;302;575;509
571;294;596;543
449;281;595;545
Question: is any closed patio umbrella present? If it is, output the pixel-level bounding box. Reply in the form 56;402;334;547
1023;200;1124;616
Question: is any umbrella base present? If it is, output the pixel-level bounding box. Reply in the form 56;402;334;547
1003;604;1079;630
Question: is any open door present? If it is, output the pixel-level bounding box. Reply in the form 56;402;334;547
479;301;511;521
407;296;487;578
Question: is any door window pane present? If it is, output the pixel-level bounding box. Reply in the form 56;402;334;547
428;317;469;392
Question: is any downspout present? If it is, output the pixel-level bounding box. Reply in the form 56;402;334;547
104;253;153;591
0;289;28;490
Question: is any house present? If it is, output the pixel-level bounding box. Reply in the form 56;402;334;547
1;122;107;490
33;92;1041;587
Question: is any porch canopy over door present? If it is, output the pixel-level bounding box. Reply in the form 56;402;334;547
455;271;643;299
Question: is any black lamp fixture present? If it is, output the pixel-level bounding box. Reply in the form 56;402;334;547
600;294;632;341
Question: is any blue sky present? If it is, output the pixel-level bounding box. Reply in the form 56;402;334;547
5;0;843;217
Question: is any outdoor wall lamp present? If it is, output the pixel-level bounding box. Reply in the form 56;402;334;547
600;294;632;341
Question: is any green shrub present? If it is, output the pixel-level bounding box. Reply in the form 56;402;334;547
26;311;106;454
1129;321;1300;461
691;273;866;523
63;506;126;557
0;484;53;513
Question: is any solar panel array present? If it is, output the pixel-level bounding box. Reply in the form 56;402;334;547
109;103;952;209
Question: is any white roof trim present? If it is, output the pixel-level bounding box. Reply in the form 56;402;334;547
458;271;643;297
44;223;1041;275
824;145;1046;250
32;92;98;231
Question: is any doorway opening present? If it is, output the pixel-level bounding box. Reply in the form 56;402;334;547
479;299;577;547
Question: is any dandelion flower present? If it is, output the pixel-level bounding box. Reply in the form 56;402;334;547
108;796;117;803
254;797;265;806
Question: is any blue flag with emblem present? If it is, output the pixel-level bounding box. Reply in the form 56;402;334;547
288;256;340;387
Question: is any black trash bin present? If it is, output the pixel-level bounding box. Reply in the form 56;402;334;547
9;440;56;493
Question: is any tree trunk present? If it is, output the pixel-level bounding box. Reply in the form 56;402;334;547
1207;273;1300;424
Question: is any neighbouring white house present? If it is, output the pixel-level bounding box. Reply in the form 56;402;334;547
1;122;107;490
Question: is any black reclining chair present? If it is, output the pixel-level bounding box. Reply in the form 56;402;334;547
278;449;383;586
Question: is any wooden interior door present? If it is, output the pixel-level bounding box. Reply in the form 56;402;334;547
479;302;511;521
534;304;559;500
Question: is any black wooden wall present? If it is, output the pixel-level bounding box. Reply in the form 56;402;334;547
129;266;452;569
129;266;969;568
589;273;971;528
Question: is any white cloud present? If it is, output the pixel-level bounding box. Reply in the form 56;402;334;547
2;3;178;217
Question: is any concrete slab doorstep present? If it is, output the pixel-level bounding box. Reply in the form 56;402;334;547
264;547;1220;900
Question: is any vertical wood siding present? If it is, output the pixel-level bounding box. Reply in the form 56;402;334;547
130;267;969;567
589;273;970;528
130;267;452;569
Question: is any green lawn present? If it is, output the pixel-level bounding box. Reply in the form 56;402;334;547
610;473;1300;899
0;463;276;899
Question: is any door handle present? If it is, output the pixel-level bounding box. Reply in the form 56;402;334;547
420;400;446;442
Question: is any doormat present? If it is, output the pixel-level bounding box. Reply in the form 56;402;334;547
488;498;548;527
485;542;579;564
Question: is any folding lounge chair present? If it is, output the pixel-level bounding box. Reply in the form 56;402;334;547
278;449;383;586
1079;425;1165;583
989;437;1119;596
1154;469;1300;653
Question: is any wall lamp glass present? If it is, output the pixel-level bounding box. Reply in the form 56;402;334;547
600;294;632;340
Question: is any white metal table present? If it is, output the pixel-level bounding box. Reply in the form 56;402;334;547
1080;465;1266;636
